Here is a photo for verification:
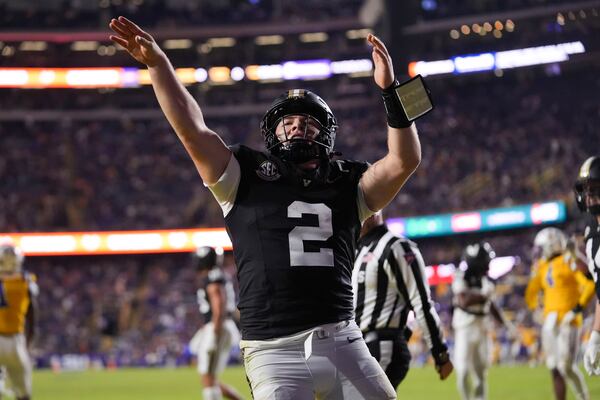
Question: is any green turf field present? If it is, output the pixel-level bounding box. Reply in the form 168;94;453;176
31;365;600;399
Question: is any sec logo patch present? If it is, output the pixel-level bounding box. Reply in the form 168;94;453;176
256;160;281;181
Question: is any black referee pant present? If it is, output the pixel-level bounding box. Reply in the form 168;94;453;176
364;328;412;389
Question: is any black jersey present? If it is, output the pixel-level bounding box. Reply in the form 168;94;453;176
585;218;600;300
196;266;236;321
225;145;368;340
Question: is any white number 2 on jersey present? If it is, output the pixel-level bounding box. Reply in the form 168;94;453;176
287;201;334;267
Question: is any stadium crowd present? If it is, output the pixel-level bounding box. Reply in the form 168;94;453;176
0;0;577;30
1;69;597;232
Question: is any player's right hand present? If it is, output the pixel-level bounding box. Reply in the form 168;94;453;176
584;331;600;376
109;16;165;67
436;360;454;380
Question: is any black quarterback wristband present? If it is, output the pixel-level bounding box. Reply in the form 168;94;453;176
381;80;412;128
572;304;584;313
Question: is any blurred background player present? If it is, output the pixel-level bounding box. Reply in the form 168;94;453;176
574;156;600;376
0;243;38;400
353;212;453;390
525;227;594;400
452;242;516;400
188;246;242;400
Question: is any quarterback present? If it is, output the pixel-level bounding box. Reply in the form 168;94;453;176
110;14;424;399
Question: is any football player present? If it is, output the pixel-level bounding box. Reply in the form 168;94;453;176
0;243;38;400
525;227;593;400
452;242;516;400
353;212;453;389
110;16;422;399
189;246;242;400
574;156;600;376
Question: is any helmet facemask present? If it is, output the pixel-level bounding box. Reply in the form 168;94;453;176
272;114;329;165
261;90;338;167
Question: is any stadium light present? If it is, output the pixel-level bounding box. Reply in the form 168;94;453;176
345;29;372;39
299;32;328;43
254;35;284;45
71;41;99;51
408;41;585;77
19;41;47;51
163;39;193;49
1;201;566;256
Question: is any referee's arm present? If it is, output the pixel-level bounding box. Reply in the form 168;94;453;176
389;242;449;369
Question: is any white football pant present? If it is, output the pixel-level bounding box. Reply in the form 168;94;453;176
541;313;588;400
241;320;396;400
189;319;240;376
453;320;489;400
0;333;31;398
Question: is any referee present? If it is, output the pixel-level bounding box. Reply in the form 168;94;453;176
352;212;453;388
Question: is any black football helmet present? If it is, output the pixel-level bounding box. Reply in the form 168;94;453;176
260;89;337;164
462;242;495;276
574;156;600;215
194;246;223;270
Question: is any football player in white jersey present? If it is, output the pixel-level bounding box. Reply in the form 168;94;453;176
574;156;600;376
188;247;242;400
452;242;516;400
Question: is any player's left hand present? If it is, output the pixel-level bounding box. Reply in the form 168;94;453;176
367;34;394;90
584;331;600;375
436;359;454;380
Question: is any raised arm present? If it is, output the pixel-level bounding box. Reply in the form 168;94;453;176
109;16;231;185
359;34;421;212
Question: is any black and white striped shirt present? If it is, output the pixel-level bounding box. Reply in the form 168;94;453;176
585;219;600;300
352;225;447;355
